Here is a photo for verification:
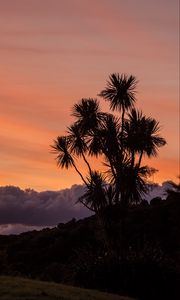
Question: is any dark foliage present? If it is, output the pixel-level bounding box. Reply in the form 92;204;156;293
0;196;180;299
51;73;166;213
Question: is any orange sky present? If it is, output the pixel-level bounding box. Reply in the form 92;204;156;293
0;0;179;191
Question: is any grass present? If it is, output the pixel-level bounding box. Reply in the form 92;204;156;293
0;276;135;300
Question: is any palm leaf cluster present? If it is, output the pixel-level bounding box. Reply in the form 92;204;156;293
52;73;166;213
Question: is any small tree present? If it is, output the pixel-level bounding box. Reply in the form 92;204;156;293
52;73;166;258
52;73;166;213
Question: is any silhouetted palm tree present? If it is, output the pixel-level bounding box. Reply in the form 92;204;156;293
52;73;167;260
52;73;166;213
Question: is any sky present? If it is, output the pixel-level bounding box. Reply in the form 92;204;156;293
0;0;179;192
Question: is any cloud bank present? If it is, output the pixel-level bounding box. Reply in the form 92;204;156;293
0;182;172;234
0;184;91;234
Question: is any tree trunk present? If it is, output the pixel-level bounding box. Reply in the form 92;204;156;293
72;161;88;186
137;151;143;168
82;152;92;177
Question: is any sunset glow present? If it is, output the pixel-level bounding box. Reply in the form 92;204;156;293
0;0;179;191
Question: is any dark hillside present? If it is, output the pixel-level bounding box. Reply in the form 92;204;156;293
0;197;180;299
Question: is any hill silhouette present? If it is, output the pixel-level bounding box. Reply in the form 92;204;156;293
0;194;179;300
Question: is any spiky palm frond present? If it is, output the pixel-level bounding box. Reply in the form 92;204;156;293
143;118;166;157
87;129;103;157
72;98;105;133
72;98;99;119
51;136;74;169
124;109;146;153
123;164;156;204
99;73;137;112
125;109;166;158
78;171;108;213
67;123;87;156
100;114;121;158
